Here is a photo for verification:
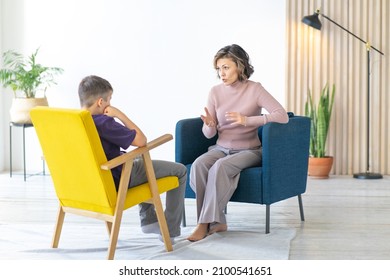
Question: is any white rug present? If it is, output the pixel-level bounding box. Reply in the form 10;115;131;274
0;223;295;260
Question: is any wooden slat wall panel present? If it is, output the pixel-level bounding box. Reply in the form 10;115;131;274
286;0;389;175
382;0;390;173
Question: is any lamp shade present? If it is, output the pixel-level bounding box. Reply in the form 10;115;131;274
302;13;322;30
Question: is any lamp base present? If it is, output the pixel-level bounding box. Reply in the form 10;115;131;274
353;172;383;179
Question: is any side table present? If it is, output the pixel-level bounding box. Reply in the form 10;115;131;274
9;122;45;181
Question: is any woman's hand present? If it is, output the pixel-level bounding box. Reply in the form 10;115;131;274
225;112;247;126
201;107;216;127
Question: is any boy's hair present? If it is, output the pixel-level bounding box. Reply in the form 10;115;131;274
78;75;113;107
213;44;254;81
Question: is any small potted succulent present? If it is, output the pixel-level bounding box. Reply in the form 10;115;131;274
305;83;335;178
0;48;64;124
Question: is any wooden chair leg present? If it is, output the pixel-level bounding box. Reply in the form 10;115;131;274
106;160;133;260
298;194;305;221
154;198;173;251
107;212;124;260
143;152;173;252
265;205;270;234
52;205;65;248
105;221;112;236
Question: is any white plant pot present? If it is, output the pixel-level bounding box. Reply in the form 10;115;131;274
9;97;49;124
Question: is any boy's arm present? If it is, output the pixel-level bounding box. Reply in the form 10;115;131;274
104;106;147;147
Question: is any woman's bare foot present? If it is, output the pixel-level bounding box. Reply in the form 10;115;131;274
187;223;209;242
208;223;227;235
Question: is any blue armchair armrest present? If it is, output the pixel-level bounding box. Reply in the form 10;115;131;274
175;117;217;165
261;116;310;204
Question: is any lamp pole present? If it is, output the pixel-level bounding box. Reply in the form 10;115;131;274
302;10;384;179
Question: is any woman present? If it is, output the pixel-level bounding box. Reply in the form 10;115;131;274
188;44;289;242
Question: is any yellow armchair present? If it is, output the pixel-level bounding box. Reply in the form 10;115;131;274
30;107;179;260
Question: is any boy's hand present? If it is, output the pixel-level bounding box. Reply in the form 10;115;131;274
103;105;147;147
103;105;121;118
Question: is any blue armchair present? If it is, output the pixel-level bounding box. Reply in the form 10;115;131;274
175;113;310;233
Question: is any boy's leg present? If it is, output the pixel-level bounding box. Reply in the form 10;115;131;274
130;159;186;237
151;160;186;237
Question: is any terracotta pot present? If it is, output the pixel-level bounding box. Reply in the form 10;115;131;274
308;156;334;179
9;97;49;124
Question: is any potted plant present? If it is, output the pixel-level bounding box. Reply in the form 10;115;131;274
305;83;335;178
0;48;63;124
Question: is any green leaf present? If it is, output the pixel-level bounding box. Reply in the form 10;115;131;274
0;48;64;98
305;83;335;158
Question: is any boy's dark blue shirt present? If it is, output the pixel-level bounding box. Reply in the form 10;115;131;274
92;114;136;188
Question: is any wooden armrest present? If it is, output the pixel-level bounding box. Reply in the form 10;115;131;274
100;134;173;170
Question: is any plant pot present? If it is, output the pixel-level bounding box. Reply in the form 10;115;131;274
9;97;49;124
308;156;334;179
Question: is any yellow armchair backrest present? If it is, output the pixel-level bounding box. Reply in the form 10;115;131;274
30;107;117;215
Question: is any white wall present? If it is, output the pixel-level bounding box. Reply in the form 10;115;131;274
1;0;27;172
1;0;286;171
0;0;3;171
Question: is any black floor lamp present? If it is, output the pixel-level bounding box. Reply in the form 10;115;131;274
302;9;384;180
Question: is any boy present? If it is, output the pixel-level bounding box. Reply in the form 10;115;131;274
78;75;186;242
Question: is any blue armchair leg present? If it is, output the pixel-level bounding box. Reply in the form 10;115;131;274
265;205;270;234
182;207;187;227
298;194;305;221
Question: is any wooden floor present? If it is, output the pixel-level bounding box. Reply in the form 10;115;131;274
288;175;390;259
1;171;389;260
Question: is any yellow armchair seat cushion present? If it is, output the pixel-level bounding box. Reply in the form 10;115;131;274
59;176;179;215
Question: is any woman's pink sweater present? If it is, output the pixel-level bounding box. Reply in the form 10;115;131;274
202;80;289;149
